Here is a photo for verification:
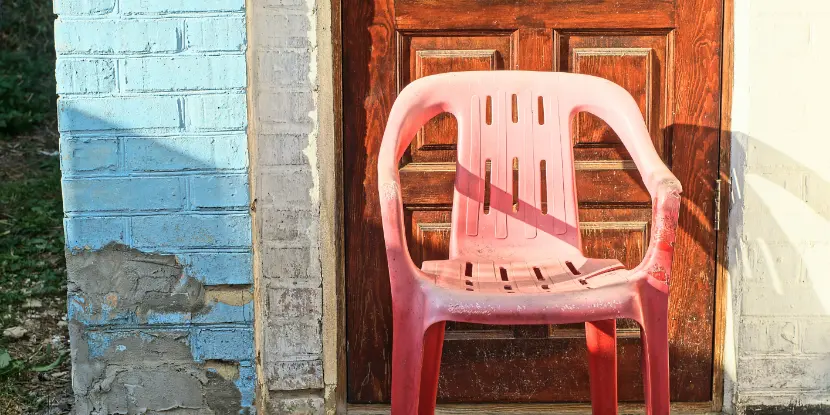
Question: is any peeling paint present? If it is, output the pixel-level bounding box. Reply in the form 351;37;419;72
67;243;252;326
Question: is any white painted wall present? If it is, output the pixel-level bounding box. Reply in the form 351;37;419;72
728;0;830;411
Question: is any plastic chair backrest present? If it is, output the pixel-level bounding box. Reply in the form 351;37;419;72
379;71;657;262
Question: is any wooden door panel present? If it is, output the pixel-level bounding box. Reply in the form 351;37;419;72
406;210;451;266
344;0;722;404
401;34;512;163
561;32;671;160
394;0;675;30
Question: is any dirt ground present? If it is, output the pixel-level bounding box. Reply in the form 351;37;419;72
0;129;73;414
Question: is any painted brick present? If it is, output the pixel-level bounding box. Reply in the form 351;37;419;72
186;253;253;285
193;301;251;324
800;320;830;354
185;17;247;52
54;0;116;15
124;135;247;172
262;247;320;282
254;10;312;49
269;394;325;414
54;19;181;54
257;90;314;124
121;55;247;92
236;364;257;409
132;214;252;249
191;328;254;362
84;330;192;360
268;288;322;318
737;357;830;389
258;50;311;86
260;166;313;208
267;320;322;357
145;310;191;325
267;360;323;391
258;134;307;165
262;0;306;6
741;284;827;317
742;172;806;217
56;59;116;94
190;175;249;209
120;0;244;14
58;96;182;132
186;94;247;131
64;217;127;250
57;0;257;407
742;240;802;285
804;174;830;218
800;242;830;287
63;177;185;212
61;138;118;173
261;209;313;242
739;319;798;355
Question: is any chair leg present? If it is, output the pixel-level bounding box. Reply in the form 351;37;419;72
586;319;618;415
640;295;670;415
392;312;426;415
419;321;446;415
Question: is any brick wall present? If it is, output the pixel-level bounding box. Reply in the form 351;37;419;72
729;0;830;412
248;0;328;412
55;0;256;412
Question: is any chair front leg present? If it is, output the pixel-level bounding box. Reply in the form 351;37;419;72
392;305;426;415
419;321;446;415
586;319;618;415
639;288;670;415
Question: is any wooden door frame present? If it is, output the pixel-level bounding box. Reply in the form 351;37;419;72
325;0;734;412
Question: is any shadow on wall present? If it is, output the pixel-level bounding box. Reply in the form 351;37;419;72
59;108;256;414
727;130;830;407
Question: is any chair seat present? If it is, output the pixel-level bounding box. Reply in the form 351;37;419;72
421;256;627;295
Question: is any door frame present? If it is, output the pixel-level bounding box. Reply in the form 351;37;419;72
324;0;735;411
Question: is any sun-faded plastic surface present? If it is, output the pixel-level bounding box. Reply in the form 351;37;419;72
378;71;682;415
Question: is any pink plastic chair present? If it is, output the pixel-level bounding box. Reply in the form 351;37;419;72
378;71;681;415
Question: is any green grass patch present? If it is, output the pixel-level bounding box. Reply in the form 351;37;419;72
0;151;66;324
0;0;57;134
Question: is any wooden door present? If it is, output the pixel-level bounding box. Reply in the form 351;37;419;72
343;0;723;404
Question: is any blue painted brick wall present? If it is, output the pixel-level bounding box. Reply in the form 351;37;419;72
55;0;255;411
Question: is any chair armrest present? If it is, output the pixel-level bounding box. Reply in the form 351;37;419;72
637;177;682;284
556;74;683;283
377;79;452;284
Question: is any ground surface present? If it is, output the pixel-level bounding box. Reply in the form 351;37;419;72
0;131;72;414
1;1;73;413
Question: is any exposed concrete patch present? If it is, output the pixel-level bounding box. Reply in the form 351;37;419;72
70;323;246;414
67;243;203;325
205;286;254;307
67;243;251;325
204;359;241;381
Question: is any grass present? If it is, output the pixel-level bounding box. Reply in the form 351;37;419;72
0;147;65;313
0;0;73;413
0;0;57;133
